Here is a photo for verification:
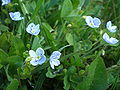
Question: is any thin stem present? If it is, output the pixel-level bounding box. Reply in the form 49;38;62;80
81;43;104;58
30;35;34;49
61;43;104;61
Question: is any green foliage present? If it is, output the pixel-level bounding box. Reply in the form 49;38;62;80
6;79;19;90
0;0;120;89
34;69;47;90
46;67;56;78
66;33;74;45
61;0;73;17
32;36;41;50
76;57;107;90
31;0;44;21
0;49;9;65
0;24;9;32
64;66;77;90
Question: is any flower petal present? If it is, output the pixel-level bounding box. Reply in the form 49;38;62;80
106;21;112;30
2;0;10;5
50;59;60;69
50;60;55;69
36;48;45;56
29;50;37;58
109;37;119;44
85;16;94;28
106;21;117;33
50;51;61;60
33;24;40;35
30;59;39;66
103;33;110;43
109;26;117;32
26;23;35;34
38;55;46;65
93;17;101;28
52;59;60;66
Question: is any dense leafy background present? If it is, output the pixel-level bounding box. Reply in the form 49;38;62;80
0;0;120;90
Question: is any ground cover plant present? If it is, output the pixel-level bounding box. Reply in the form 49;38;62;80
0;0;120;90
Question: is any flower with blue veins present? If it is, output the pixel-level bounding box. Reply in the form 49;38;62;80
50;51;61;69
26;23;40;35
85;16;101;28
2;0;11;6
103;33;119;44
9;12;24;21
106;21;117;33
29;48;46;66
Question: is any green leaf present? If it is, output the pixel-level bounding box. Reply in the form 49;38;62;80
0;49;9;65
9;36;25;56
45;0;60;10
80;40;92;51
76;57;107;90
66;33;74;45
41;23;56;50
69;74;83;84
32;36;41;50
17;20;26;39
34;69;47;90
6;56;23;67
4;65;13;81
0;64;3;69
31;63;49;75
64;66;76;90
4;56;23;78
31;0;43;20
78;0;85;10
6;79;19;90
0;24;9;32
61;0;73;17
64;74;70;90
46;67;56;78
0;32;11;51
0;32;25;56
0;49;23;67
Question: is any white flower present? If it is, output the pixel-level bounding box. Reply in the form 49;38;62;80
103;33;119;44
26;23;40;35
9;12;24;21
29;48;46;66
2;0;11;6
85;16;101;28
106;21;117;33
50;51;61;69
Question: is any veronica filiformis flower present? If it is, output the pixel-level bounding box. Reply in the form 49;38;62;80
29;48;46;66
103;33;119;44
106;21;117;33
50;51;61;69
2;0;11;6
9;12;24;21
26;23;40;35
85;16;101;28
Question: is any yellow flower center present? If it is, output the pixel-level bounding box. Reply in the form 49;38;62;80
36;56;41;60
31;30;35;33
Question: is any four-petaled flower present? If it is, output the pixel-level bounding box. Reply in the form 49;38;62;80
106;21;117;33
50;51;61;69
29;48;46;66
2;0;10;6
26;23;40;35
103;33;119;44
85;16;101;28
9;12;24;21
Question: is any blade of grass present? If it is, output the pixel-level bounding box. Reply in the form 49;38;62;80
31;0;44;21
